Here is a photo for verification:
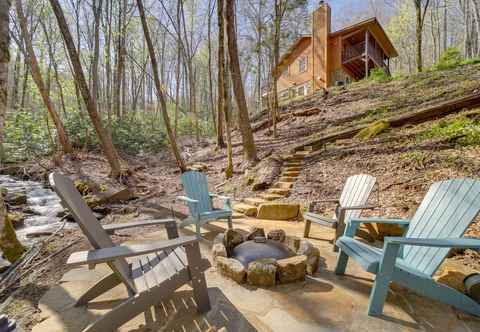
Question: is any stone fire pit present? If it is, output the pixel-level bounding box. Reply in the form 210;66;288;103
212;228;320;287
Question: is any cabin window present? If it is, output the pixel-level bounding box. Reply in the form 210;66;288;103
282;66;290;78
297;85;305;96
280;90;290;100
298;56;308;73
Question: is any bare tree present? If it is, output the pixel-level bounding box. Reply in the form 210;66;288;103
216;0;226;149
15;0;73;154
136;0;186;172
225;0;258;163
49;0;124;178
413;0;431;72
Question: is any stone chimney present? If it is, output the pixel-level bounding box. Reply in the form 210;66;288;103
312;1;331;89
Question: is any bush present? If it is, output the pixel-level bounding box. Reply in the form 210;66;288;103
461;56;480;66
368;68;392;83
433;48;463;71
419;116;480;146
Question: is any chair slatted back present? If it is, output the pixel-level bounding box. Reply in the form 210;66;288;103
49;173;136;293
403;178;480;276
181;171;212;216
338;174;377;223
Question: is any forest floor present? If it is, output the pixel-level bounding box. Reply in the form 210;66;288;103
2;62;480;330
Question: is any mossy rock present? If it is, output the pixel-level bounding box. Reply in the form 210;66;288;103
8;212;25;228
0;215;26;262
74;180;92;196
355;120;390;140
5;192;27;206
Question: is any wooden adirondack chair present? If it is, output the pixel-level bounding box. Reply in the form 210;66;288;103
177;171;233;236
335;178;480;317
49;172;211;332
304;174;378;250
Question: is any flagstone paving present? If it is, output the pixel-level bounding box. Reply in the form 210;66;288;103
33;218;480;332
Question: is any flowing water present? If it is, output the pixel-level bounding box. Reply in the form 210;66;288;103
0;175;73;244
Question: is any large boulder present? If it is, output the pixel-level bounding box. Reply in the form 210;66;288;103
223;229;244;256
247;259;277;287
216;257;246;283
7;212;25;228
256;203;300;220
277;255;307;283
251;156;282;191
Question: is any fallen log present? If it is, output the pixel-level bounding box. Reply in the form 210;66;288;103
251;114;286;132
293;107;323;117
292;92;480;152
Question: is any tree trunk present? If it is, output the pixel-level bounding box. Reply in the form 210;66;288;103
225;0;257;163
207;0;217;133
91;0;103;110
15;0;73;154
272;0;281;137
0;0;25;263
224;53;233;179
0;0;10;164
216;0;226;149
136;0;186;172
49;0;123;178
415;1;424;72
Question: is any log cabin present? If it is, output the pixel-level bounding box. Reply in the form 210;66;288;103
274;2;398;102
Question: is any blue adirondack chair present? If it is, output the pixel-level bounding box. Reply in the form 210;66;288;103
177;171;233;236
335;178;480;317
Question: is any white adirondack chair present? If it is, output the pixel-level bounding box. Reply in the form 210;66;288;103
304;174;378;250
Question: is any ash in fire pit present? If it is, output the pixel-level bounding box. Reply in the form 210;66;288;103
213;228;321;287
232;238;294;267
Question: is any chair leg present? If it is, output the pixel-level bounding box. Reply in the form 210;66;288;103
368;275;392;316
76;271;121;306
227;216;233;229
185;242;211;313
334;250;349;275
304;220;311;238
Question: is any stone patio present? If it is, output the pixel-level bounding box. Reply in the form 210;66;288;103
33;217;480;332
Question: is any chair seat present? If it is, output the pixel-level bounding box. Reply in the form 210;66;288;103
304;212;337;228
199;209;232;221
337;236;411;274
131;247;188;292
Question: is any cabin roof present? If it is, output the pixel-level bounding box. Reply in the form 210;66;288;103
275;17;397;77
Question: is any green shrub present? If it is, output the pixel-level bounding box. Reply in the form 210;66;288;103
461;56;480;66
419;116;480;146
433;48;463;71
368;68;392;83
355;120;390;140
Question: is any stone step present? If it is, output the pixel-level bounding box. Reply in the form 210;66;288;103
295;150;310;157
243;197;268;206
273;182;294;189
284;162;302;167
259;193;284;201
286;155;304;161
279;176;297;183
232;212;245;219
232;203;257;217
285;166;302;172
268;188;290;197
282;171;300;177
304;146;313;152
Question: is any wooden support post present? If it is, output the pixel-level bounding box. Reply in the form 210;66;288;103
365;30;369;79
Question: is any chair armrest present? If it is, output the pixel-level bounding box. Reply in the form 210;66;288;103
103;218;175;233
312;198;340;204
385;237;480;249
344;218;410;237
67;236;199;267
176;196;199;204
350;217;410;225
339;205;379;211
209;192;231;202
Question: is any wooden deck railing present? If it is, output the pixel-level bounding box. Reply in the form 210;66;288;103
342;38;386;68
